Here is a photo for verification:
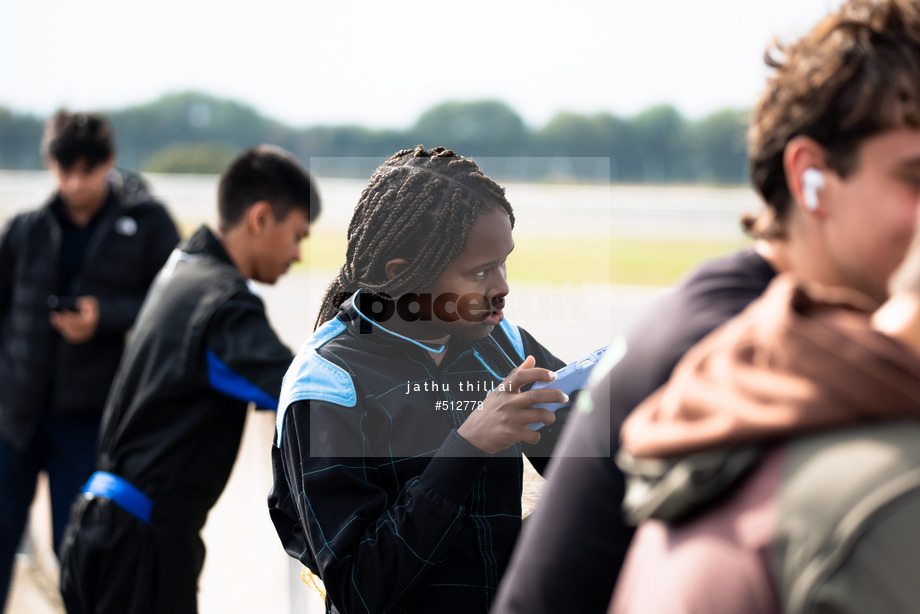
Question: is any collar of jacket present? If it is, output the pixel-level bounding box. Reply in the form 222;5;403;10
180;225;236;269
46;184;120;228
336;289;458;356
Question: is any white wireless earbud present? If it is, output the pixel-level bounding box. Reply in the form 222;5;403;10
802;168;824;212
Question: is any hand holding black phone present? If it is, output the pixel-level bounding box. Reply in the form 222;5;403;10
48;295;79;312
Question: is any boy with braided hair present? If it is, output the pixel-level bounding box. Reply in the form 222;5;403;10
270;145;569;613
313;145;515;329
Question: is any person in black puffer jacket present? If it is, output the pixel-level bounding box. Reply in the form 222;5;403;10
0;110;179;609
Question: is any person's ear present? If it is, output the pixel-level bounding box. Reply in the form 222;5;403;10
784;136;828;216
246;201;273;234
385;258;410;281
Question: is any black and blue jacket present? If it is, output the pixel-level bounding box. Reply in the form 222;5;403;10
94;225;293;530
268;291;566;614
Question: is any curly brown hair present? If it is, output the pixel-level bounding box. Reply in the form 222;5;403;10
745;0;920;239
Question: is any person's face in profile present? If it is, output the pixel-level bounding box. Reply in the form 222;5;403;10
251;206;310;285
819;125;920;303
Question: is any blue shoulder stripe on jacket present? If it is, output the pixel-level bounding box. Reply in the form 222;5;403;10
275;318;356;446
498;317;525;361
206;350;278;410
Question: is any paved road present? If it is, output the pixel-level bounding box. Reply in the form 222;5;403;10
0;170;761;241
6;556;64;614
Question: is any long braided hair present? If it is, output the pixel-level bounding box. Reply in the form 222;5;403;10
314;145;515;329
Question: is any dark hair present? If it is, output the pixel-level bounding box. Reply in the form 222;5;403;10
41;110;114;171
314;145;514;329
217;145;321;232
745;0;920;239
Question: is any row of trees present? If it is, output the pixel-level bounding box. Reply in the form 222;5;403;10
0;92;750;183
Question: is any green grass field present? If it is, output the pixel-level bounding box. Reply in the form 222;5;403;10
301;230;751;287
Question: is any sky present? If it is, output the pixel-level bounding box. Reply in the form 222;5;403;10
0;0;844;130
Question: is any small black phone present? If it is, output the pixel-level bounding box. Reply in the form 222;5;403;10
48;295;79;312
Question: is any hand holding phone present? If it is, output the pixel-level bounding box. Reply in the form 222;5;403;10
48;295;79;312
49;295;100;344
527;343;611;430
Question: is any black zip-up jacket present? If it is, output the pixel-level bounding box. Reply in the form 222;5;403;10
0;174;179;449
97;225;294;530
269;293;567;614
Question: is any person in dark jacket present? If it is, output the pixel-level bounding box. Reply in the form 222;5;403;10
269;146;569;614
0;110;179;609
492;1;920;612
58;145;321;614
